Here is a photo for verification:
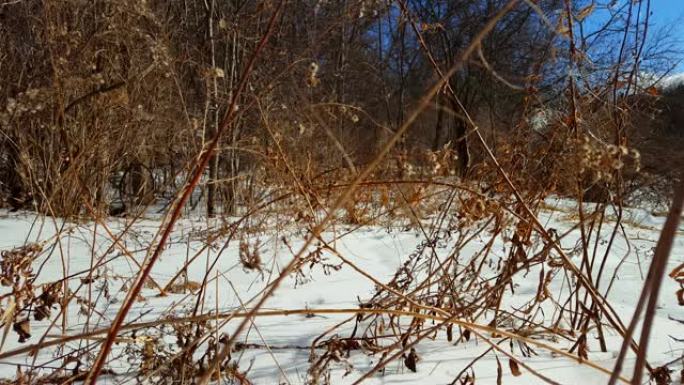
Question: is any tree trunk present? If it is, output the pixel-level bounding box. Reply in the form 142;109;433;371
449;97;470;177
433;90;445;151
206;0;219;217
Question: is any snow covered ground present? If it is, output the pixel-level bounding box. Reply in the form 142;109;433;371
0;197;682;384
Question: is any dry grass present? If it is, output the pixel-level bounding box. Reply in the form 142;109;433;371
0;0;682;384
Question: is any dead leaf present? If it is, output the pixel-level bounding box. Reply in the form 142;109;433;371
509;358;522;376
13;318;31;343
462;328;471;342
496;356;503;385
577;334;588;360
645;86;660;96
404;348;418;372
1;298;16;350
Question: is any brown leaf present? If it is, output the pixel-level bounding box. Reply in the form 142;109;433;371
645;86;660;96
462;328;471;342
33;305;50;321
651;366;670;385
509;358;522;376
496;356;503;385
1;299;16;350
167;280;202;294
577;334;589;360
404;348;419;372
13;319;31;343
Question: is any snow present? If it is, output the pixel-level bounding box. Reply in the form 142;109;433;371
660;73;684;91
0;197;682;384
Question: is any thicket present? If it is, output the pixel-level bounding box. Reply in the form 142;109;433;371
0;1;683;384
1;0;679;217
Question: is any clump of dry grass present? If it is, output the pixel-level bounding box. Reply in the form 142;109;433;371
0;244;45;345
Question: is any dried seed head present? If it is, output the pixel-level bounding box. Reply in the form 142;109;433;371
307;62;320;87
607;144;618;156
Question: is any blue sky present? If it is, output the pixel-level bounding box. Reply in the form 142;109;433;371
652;0;684;25
651;0;684;71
